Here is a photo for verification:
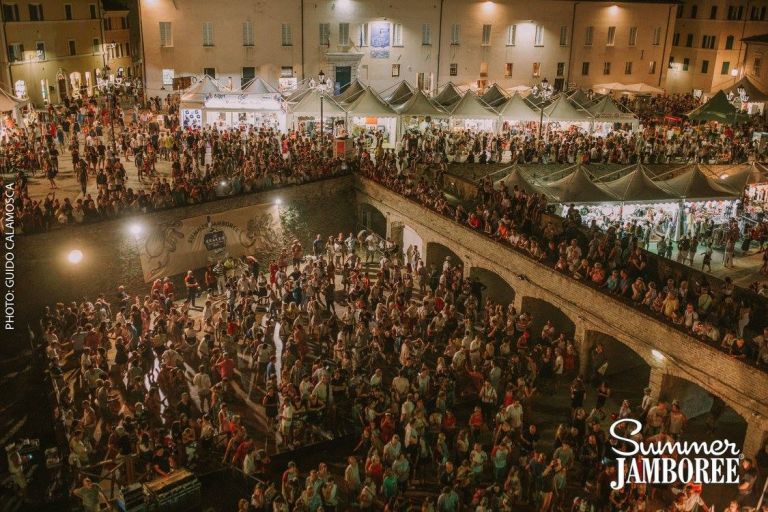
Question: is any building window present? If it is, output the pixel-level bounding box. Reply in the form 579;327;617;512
648;60;656;74
581;62;590;75
534;25;543;46
725;35;734;50
676;4;683;17
701;35;715;49
417;72;426;91
449;63;458;76
35;41;44;60
89;3;97;19
585;26;593;46
28;3;43;21
7;43;22;62
64;4;72;20
320;23;330;46
162;69;174;86
125;43;130;57
482;24;492;46
159;22;173;47
701;60;709;73
556;62;565;76
506;25;516;46
68;40;76;56
360;23;369;46
243;22;255;46
281;23;292;46
721;61;730;74
450;24;460;45
652;27;661;46
606;26;616;46
750;6;767;20
603;61;611;75
683;57;690;71
710;6;718;19
685;33;693;47
3;4;19;21
104;18;111;30
672;33;680;46
421;23;431;45
339;23;350;45
628;27;637;46
668;56;674;68
505;63;513;77
391;64;400;77
727;5;743;20
92;38;100;53
202;22;214;47
241;67;255;87
624;61;633;74
753;57;762;76
532;62;541;77
281;66;293;78
690;4;697;18
559;26;568;46
203;67;215;78
393;23;403;46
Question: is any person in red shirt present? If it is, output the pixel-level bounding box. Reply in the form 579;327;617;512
215;353;236;380
469;406;485;443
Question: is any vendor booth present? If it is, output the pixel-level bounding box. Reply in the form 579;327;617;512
335;79;367;105
481;84;510;110
347;86;398;146
432;82;463;112
720;76;768;115
395;89;449;133
449;91;499;132
288;88;348;136
587;95;639;134
0;86;28;138
717;163;768;221
179;76;221;128
541;95;593;136
384;81;416;108
498;93;542;130
494;166;544;196
540;165;618;206
687;90;748;123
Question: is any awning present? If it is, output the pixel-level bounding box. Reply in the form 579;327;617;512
543;95;593;122
598;165;679;202
481;83;509;109
716;163;768;192
654;164;739;200
719;76;768;103
241;77;279;94
494;167;544;196
433;82;463;110
334;79;367;104
588;96;638;123
347;86;397;117
180;76;222;106
687;90;746;123
450;91;498;118
384;81;416;107
289;89;348;116
541;166;619;203
497;93;540;122
395;89;448;117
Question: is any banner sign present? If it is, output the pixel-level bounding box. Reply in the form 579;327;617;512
370;21;391;59
137;202;282;282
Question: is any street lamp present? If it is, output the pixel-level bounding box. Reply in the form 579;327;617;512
531;78;553;140
97;65;119;156
317;71;328;145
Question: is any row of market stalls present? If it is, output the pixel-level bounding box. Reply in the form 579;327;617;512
495;162;768;242
177;75;640;144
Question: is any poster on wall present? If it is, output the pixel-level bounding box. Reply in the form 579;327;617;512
137;202;282;282
370;21;391;59
181;108;202;128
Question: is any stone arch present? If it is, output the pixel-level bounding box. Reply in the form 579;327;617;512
520;296;576;338
425;242;464;272
583;330;651;403
400;224;424;266
469;267;516;306
357;202;387;238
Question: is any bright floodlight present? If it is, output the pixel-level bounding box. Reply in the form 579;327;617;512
275;198;283;205
651;349;665;361
129;223;143;236
67;250;84;264
220;180;228;186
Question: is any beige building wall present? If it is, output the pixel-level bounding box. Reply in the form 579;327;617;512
2;0;105;105
744;39;768;90
665;0;768;94
103;9;135;79
138;0;675;96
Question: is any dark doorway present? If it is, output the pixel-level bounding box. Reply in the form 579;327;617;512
335;66;351;92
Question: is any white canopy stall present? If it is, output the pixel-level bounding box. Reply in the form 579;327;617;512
287;88;348;136
449;91;498;132
347;86;398;146
179;76;221;128
541;95;593;136
199;77;285;130
587;95;639;134
395;89;449;133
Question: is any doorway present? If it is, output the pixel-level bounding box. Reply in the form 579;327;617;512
335;66;351;93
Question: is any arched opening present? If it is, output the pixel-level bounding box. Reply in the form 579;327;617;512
584;331;651;406
357;203;387;238
469;267;515;305
425;242;464;272
400;224;424;267
520;296;575;338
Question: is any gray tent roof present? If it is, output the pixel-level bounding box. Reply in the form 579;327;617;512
289;89;348;116
347;86;397;116
334;79;367;104
718;163;768;192
450;91;498;118
599;165;679;202
687;90;744;123
567;89;597;107
180;76;221;105
720;76;768;103
654;164;738;200
395;89;448;116
498;93;541;122
544;95;593;122
241;77;279;94
541;166;618;203
433;82;463;109
481;83;509;109
384;81;416;106
494;167;543;196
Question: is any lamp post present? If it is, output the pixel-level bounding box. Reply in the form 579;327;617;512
531;78;553;140
318;70;327;146
97;65;118;155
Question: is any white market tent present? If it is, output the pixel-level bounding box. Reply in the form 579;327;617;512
494;167;544;196
384;81;416;107
592;82;664;95
497;93;541;123
347;86;399;145
587;95;639;132
241;77;279;94
288;89;348;133
334;79;367;105
654;164;738;201
481;83;510;109
598;165;679;202
543;95;593;123
180;75;222;107
449;91;498;131
432;82;463;111
396;89;449;133
540;166;618;204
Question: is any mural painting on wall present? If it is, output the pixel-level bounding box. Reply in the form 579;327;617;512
370;21;391;59
138;202;282;282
